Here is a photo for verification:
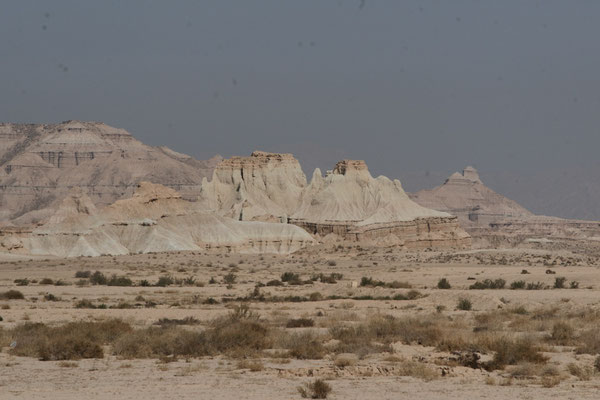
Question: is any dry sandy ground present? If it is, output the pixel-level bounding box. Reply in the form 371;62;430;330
1;245;600;399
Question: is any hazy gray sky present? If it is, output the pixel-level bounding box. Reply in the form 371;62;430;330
2;0;599;180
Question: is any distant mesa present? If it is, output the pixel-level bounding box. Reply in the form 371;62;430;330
410;166;600;246
411;166;532;227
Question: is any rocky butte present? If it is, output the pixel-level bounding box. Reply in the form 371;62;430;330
200;152;471;249
198;151;306;222
0;121;221;225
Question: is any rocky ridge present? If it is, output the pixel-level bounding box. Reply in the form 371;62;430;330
200;153;471;249
410;167;600;247
0;121;221;225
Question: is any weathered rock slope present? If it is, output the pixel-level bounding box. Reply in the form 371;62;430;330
0;121;221;225
410;167;600;246
410;166;533;227
3;182;314;257
201;153;471;249
290;160;471;248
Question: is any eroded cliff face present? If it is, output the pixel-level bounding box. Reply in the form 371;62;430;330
200;152;471;249
0;121;221;225
289;159;470;248
199;151;307;222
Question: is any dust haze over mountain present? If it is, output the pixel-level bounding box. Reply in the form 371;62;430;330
1;1;599;219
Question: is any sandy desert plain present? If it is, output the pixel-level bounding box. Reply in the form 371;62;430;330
1;122;600;399
2;242;600;400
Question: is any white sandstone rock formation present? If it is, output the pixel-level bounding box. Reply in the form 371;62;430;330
21;182;314;257
290;160;471;248
199;151;307;222
200;153;470;249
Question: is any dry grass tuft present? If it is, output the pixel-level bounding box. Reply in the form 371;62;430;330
298;379;332;399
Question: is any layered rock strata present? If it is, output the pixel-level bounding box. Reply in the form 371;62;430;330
0;121;220;225
289;160;471;248
200;153;471;248
199;151;307;222
411;167;600;246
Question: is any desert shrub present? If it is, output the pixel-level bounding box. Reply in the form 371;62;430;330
182;276;196;286
554;277;567;289
457;298;472;311
285;332;327;359
266;279;283;286
155;317;200;326
203;297;219;305
74;271;91;279
286;318;314;328
89;271;108;285
396;360;439;381
595;356;600;372
309;292;323;301
107;275;133;287
567;363;594;381
44;293;60;302
393;290;423;301
469;279;506;290
281;272;300;282
550;321;575;345
10;320;131;360
510;305;528;315
113;327;209;358
75;299;98;309
312;273;343;284
360;277;410;289
387;280;412;289
526;282;546;290
331;315;442;356
575;330;600;355
487;336;547;370
327;260;337;266
14;278;29;286
209;319;270;356
360;276;376;287
570;281;580;289
0;290;24;300
298;379;332;399
39;278;54;285
437;278;451;289
510;280;526;290
223;273;237;285
156;276;174;287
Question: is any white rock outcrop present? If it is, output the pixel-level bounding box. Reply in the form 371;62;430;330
23;182;314;257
